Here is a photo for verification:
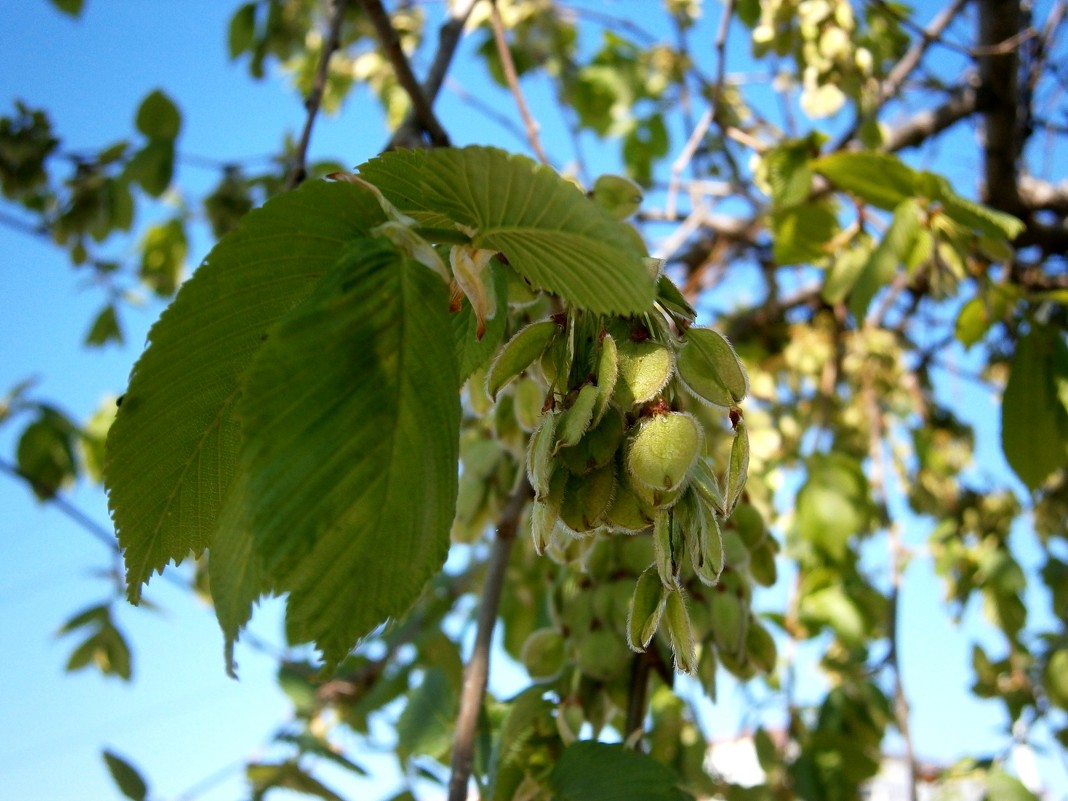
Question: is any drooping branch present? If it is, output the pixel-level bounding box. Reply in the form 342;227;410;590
361;0;450;148
287;0;350;189
447;478;531;801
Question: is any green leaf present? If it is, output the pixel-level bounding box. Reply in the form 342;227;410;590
135;89;181;141
102;750;148;801
239;241;459;665
105;180;386;602
591;173;643;219
812;152;918;210
48;0;83;16
358;146;655;315
17;409;76;499
139;218;187;296
1001;325;1068;490
56;603;111;635
247;760;344;801
396;667;457;763
923;172;1025;240
822;241;871;305
123;139;175;197
85;303;123;347
985;768;1039;801
771;202;838;265
795;454;872;562
548;741;693;801
228;3;258;58
849;198;922;322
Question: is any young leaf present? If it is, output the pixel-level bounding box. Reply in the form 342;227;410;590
548;741;694;801
102;750;148;801
238;241;460;665
359;146;656;314
812;151;917;211
105;180;386;602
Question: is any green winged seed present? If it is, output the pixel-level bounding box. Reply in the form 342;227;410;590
652;508;676;588
559;462;616;534
690;456;726;516
513;376;545;432
677;328;749;407
530;499;556;555
605;479;656;532
697;512;725;586
665;588;698;675
592;333;619;425
627;412;702;493
710;589;747;658
558;406;625;475
677;488;723;587
721;527;750;571
556;383;599;449
591;173;644;220
724;418;750;515
627;566;666;651
745;617;777;674
521;627;567;680
749;540;778;587
526;410;559;500
613;339;674;408
487;319;560;400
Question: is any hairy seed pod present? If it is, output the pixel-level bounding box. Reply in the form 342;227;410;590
676;327;749;407
710;588;747;658
720;527;750;571
626;412;702;493
526;410;559;500
487;318;560;399
559;462;616;534
592;333;619;425
724;417;750;515
677;488;723;586
521;627;567;680
748;540;778;587
591;173;644;219
732;502;767;550
665;588;698;675
613;339;674;408
689;456;726;516
745;617;777;674
513;376;545;432
558;405;625;475
556;383;599;449
577;628;630;682
652;508;676;588
627;566;666;651
605;479;657;533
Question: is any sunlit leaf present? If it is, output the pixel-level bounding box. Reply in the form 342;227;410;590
239;241;459;665
358;146;655;314
812;151;917;210
105;180;386;601
548;741;693;801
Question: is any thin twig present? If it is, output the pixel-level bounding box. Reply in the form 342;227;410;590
362;0;450;148
665;108;713;221
389;0;479;149
447;478;531;801
489;0;550;165
287;0;350;189
834;0;971;151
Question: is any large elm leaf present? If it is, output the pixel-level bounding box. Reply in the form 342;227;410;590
238;241;460;665
105;180;386;601
548;741;693;801
812;151;918;211
358;146;655;315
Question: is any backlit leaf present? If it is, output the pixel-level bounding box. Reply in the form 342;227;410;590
548;741;693;801
135;89;181;141
103;750;148;801
358;146;655;314
812;151;917;210
105;180;386;601
239;241;459;665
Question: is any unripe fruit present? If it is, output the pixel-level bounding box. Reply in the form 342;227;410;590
559;462;615;534
724;417;750;514
487;318;560;399
613;340;674;408
745;617;777;674
556;383;599;449
627;412;702;494
604;479;656;532
521;627;567;680
592;333;619;425
721;527;750;571
690;456;726;516
665;588;698;675
652;509;677;589
513;375;545;432
676;328;749;408
557;406;624;475
576;628;630;682
526;410;559;500
748;540;778;587
627;567;666;651
591;174;644;219
710;588;747;658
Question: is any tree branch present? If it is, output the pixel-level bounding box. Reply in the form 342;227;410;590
489;0;550;165
361;0;450;148
884;86;978;152
447;478;531;801
389;0;479;149
287;0;350;189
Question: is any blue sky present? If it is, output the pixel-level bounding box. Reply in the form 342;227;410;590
1;1;1065;800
